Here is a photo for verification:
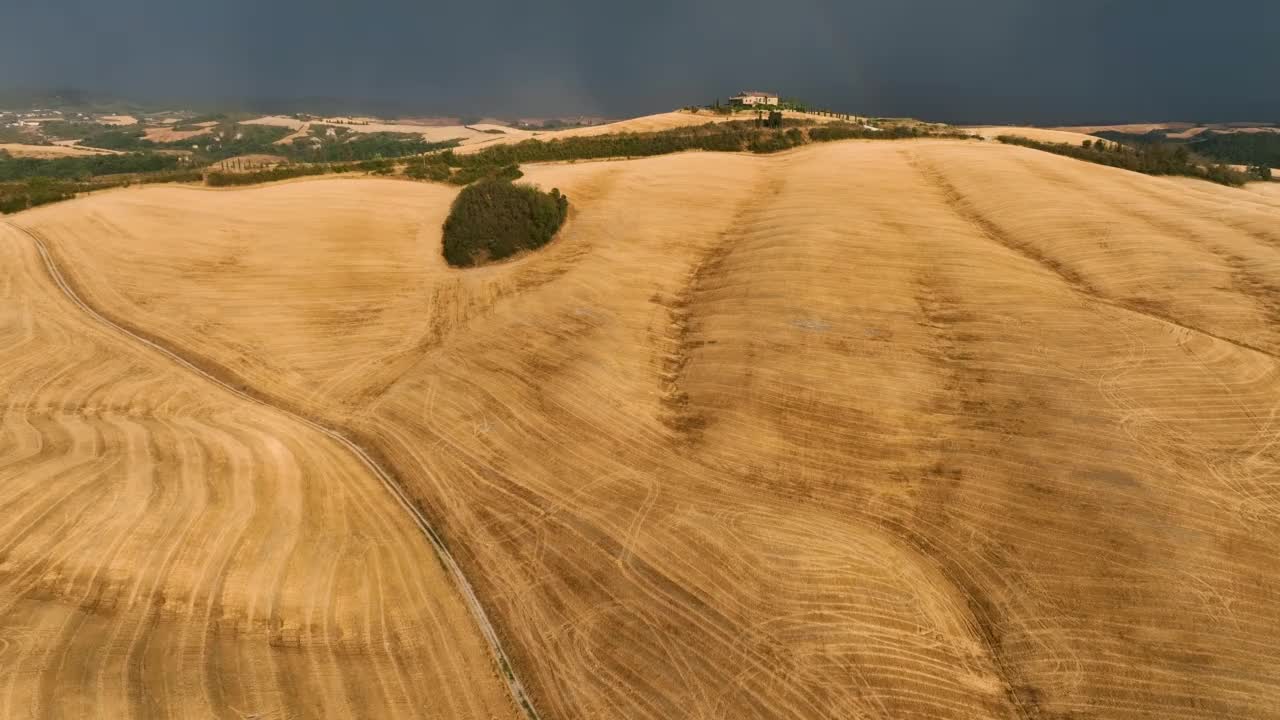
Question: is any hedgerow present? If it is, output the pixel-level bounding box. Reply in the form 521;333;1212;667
205;164;330;187
0;152;182;182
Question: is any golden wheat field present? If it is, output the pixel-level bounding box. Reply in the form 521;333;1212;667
4;139;1280;719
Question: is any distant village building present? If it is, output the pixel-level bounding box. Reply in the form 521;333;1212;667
730;91;780;107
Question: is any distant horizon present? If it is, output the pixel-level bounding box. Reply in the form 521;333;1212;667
1;86;1274;130
3;0;1276;127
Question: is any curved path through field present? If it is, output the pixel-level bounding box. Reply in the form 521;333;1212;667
2;218;542;719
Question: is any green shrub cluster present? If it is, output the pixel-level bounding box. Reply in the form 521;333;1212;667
194;124;292;159
441;180;569;267
0;152;182;182
748;127;806;153
998;135;1249;187
404;156;452;181
0;178;80;214
355;159;395;175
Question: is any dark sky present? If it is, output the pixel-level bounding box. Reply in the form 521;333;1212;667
2;0;1277;123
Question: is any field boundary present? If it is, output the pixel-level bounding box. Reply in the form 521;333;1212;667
2;219;544;720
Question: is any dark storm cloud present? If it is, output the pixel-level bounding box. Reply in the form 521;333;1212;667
1;0;1277;122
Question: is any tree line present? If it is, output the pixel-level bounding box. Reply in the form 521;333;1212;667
203;159;397;187
999;135;1249;186
0;152;182;182
0;168;204;215
439;119;964;171
1188;132;1279;177
1092;129;1278;181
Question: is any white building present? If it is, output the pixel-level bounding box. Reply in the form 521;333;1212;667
730;91;780;107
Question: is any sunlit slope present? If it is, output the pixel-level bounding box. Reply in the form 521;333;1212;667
0;223;516;719
14;141;1280;719
455;110;841;154
13;180;472;414
967;126;1103;145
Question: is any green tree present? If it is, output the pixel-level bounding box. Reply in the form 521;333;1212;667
442;180;569;266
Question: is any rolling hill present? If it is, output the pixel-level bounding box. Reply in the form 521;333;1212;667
0;220;517;719
3;138;1280;719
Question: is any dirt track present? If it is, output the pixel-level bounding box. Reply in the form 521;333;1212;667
5;140;1280;719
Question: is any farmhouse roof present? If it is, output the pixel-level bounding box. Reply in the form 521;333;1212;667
736;91;778;98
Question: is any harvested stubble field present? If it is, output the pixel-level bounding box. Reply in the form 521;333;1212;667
967;126;1105;146
0;143;120;158
3;139;1280;719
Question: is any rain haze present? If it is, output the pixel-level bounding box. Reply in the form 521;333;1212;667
2;0;1278;122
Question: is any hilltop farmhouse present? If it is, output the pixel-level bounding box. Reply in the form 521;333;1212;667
730;91;779;107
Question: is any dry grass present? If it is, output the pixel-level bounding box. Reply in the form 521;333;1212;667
5;140;1280;719
1247;180;1280;199
142;126;214;143
98;115;139;126
238;115;306;129
0;219;518;719
0;143;119;158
